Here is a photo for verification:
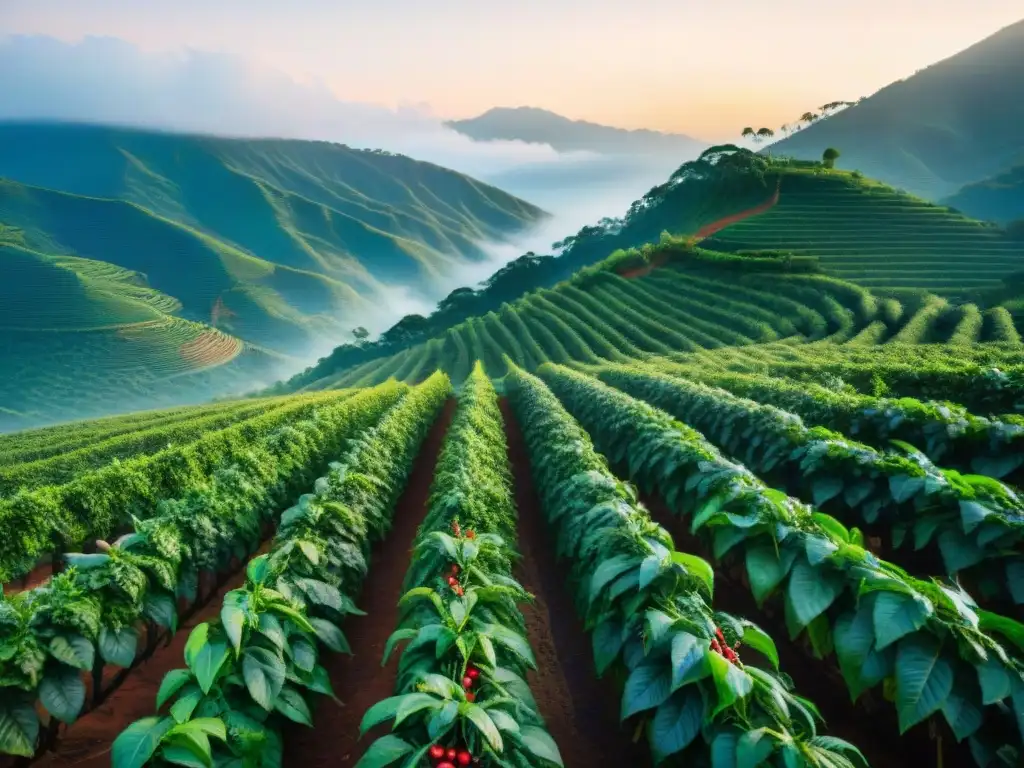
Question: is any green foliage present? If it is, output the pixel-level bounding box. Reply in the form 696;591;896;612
0;390;380;583
653;360;1024;484
595;363;1024;605
507;365;867;765
109;373;452;768
361;365;562;767
0;383;410;758
536;363;1024;761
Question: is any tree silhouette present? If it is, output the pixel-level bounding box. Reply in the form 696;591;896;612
822;147;841;169
741;127;755;143
756;127;775;143
351;326;369;340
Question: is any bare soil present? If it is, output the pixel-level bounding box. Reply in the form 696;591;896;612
283;398;457;768
501;400;647;766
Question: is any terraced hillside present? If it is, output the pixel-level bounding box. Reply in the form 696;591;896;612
0;122;546;428
704;168;1024;296
281;237;1021;393
0;236;285;430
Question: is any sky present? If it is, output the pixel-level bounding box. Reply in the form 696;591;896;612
1;0;1021;141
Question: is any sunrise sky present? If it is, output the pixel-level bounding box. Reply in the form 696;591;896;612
1;0;1021;140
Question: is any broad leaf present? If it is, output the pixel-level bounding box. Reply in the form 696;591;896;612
461;702;503;752
353;735;414;768
745;544;794;606
157;669;193;710
648;688;703;762
786;561;841;629
672;551;714;598
40;665;86;724
111;716;174;768
740;624;779;669
242;647;286;711
221;601;247;654
99;627;138;668
895;635;954;732
873;592;931;650
520;725;564;766
622;661;673;719
49;634;94;670
311;618;350;654
708;651;753;717
670;632;708;691
191;637;229;695
274;686;313;726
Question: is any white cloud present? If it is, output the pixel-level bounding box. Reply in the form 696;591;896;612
0;35;575;177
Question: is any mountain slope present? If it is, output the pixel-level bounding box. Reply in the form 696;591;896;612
446;106;706;156
0;123;545;300
942;164;1024;224
0;122;546;429
767;19;1024;198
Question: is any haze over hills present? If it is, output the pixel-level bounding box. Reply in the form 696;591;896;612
446;106;708;217
942;164;1024;225
766;18;1024;199
447;107;707;156
0;121;547;429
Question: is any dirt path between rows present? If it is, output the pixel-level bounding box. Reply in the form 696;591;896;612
283;399;457;768
501;400;647;766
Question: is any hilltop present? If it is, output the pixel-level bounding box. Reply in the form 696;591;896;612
0;121;546;428
766;19;1024;198
446;106;707;156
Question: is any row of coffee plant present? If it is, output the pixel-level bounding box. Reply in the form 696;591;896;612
507;365;868;766
109;373;452;768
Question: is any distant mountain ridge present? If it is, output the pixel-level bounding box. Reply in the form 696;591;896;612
446;106;707;156
942;164;1024;225
767;18;1024;199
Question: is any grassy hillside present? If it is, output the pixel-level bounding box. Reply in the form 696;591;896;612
0;122;546;334
0;121;546;429
942;164;1024;224
767;18;1024;198
446;106;706;155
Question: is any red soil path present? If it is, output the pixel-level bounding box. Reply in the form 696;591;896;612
3;561;54;596
501;400;647;765
617;180;783;279
283;399;458;768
